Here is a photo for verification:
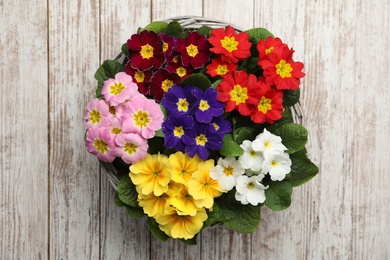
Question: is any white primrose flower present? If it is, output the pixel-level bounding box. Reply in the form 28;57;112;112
235;174;268;206
239;140;264;171
210;157;245;191
252;129;287;157
261;152;292;181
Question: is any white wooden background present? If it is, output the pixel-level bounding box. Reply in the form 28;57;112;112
1;0;389;259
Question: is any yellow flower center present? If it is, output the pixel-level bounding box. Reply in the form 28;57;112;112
247;182;255;190
212;123;219;131
264;140;272;149
134;71;145;83
124;142;138;155
133;110;150;128
94;138;108;154
89;109;101;124
176;67;187;77
111;127;122;135
173;55;179;63
216;64;228;75
177;98;189;112
173;126;184;138
140;44;154;59
265;46;274;54
195;134;207;146
186;44;199;57
161;79;174;92
271;160;279;167
109;82;126;95
199;100;210;111
230;84;248;105
162;42;169;52
223;166;234;176
257;96;272;114
220;36;238;52
275;59;293;78
250;150;257;157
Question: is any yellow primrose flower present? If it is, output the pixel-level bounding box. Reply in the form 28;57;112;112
130;153;172;196
169;152;203;184
138;192;170;218
156;207;208;240
188;159;225;209
168;184;200;216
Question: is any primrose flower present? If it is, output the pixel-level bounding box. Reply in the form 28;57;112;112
84;98;110;129
106;116;122;135
138;192;170;218
149;69;180;101
208;25;251;63
130;153;172;196
115;132;148;164
188;160;225;209
161;84;197;117
169;184;200;216
159;33;176;58
259;45;305;90
235;174;268;206
175;31;211;69
85;127;116;162
192;87;224;123
125;65;152;96
156;207;208;240
216;70;259;116
101;72;139;107
210;157;245;191
121;94;164;139
252;129;287;156
210;116;232;138
257;36;287;60
162;114;196;152
250;81;284;124
127;30;165;71
165;54;193;79
239;140;264;172
169;152;203;184
206;57;237;78
261;152;292;181
185;123;223;161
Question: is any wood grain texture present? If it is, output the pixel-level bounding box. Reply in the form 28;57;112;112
1;0;390;259
98;1;152;259
0;0;49;259
48;1;101;259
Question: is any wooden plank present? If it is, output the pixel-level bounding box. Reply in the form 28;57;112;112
48;1;101;259
98;1;152;259
0;0;48;259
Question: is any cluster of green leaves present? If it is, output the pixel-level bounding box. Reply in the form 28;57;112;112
97;20;318;244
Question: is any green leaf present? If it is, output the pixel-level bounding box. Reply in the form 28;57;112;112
234;127;255;145
148;218;170;241
124;205;145;218
121;42;129;56
283;89;300;107
216;191;261;233
164;21;183;37
273;123;308;154
210;79;222;89
155;129;164;138
114;192;127;207
264;179;292;211
203;205;222;229
197;25;212;37
180;73;212;90
180;235;199;245
219;133;244;157
266;107;294;132
245;28;274;41
289;153;319;187
94;60;125;98
144;21;168;33
117;175;138;207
